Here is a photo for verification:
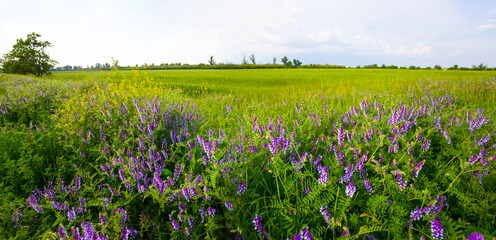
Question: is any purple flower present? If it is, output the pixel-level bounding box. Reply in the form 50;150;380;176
173;164;183;180
188;217;194;228
78;197;87;213
467;232;485;240
207;207;216;218
317;165;329;186
172;219;179;231
414;160;425;178
237;181;246;195
81;222;97;239
253;215;267;238
422;139;431;152
364;179;373;195
320;206;332;227
339;163;353;184
410;207;423;221
58;225;68;239
225;202;235;211
342;227;349;237
98;213;108;226
300;226;314;240
199;208;206;222
337;128;345;146
182;188;191;202
68;209;76;221
345;180;356;198
431;219;444;240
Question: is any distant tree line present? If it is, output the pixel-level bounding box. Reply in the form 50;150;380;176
47;53;495;72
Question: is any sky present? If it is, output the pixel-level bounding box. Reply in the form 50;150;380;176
1;0;495;68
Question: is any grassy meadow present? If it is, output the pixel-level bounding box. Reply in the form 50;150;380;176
1;68;495;239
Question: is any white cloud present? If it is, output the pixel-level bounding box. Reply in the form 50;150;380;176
305;28;432;57
476;23;496;31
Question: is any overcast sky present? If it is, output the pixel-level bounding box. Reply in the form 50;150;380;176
1;0;495;67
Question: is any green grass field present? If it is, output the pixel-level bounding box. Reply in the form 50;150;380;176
51;69;496;108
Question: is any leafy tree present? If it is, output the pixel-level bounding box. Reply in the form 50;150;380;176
474;63;487;70
208;56;216;65
292;59;302;67
249;54;256;64
281;56;289;66
434;64;442;70
1;32;57;77
453;64;458;70
273;57;277;64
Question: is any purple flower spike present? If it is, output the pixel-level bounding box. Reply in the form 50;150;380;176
345;180;356;198
468;232;485;240
410;207;423;221
172;219;179;231
207;207;216;218
320;206;332;227
68;209;76;221
58;225;68;239
225;202;235;211
300;226;314;240
237;181;246;195
253;214;267;238
431;219;444;240
422;139;431;152
364;179;373;195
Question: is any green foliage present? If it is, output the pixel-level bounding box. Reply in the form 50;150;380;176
2;33;57;77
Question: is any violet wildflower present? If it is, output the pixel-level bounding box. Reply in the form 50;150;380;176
68;209;76;221
58;225;68;239
81;222;97;239
188;217;194;228
207;207;216;218
339;163;353;184
300;226;313;240
225;202;235;211
199;208;206;222
467;232;485;240
413;160;425;178
345;180;356;198
320;206;332;227
431;219;444;239
337;128;344;146
364;179;373;195
410;207;423;221
342;227;349;237
99;213;108;225
72;227;80;239
182;188;191;202
237;181;246;195
172;219;180;231
317;165;329;186
422;139;430;152
253;214;267;238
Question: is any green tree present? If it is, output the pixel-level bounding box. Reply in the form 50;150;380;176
249;54;256;64
1;32;57;77
281;56;289;66
208;56;216;65
292;59;302;67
